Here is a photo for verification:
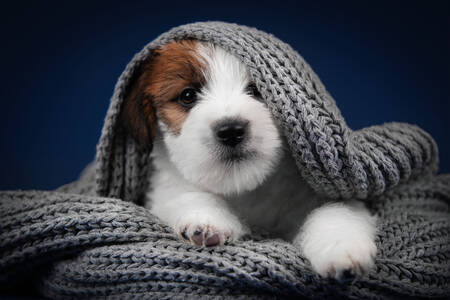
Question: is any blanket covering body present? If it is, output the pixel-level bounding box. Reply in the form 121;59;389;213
1;22;449;299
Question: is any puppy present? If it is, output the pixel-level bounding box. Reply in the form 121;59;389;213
122;40;377;280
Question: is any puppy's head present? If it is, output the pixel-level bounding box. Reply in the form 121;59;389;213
122;40;282;195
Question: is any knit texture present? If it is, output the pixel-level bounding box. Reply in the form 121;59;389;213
1;22;449;299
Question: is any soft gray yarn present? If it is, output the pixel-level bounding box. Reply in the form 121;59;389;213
1;22;449;299
96;21;439;202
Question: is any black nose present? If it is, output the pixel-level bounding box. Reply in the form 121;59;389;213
214;119;249;147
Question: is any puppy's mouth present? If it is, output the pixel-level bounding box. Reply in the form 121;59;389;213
215;145;258;164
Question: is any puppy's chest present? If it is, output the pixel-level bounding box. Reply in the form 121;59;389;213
225;153;322;239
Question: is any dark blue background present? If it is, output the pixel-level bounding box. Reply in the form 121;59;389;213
1;1;448;190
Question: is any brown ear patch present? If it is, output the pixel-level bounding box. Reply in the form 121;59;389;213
121;82;156;150
121;40;207;149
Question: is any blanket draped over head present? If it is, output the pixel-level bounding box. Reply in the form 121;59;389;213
1;22;449;299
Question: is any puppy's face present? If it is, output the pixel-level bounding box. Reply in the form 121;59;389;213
123;40;281;195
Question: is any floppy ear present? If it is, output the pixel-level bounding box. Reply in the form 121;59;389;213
121;57;156;151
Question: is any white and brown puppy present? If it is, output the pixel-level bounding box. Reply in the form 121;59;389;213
122;40;377;280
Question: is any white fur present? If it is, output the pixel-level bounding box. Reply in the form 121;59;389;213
163;44;281;195
294;202;377;279
149;141;248;245
146;42;377;278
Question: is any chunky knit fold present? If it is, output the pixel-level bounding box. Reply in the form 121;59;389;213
1;175;449;298
1;22;448;299
95;22;438;202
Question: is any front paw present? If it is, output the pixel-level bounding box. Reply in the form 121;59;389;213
306;238;376;280
175;214;244;247
178;223;231;247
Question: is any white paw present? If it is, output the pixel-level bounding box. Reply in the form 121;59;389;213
178;223;231;246
296;202;377;280
174;213;245;247
307;238;376;280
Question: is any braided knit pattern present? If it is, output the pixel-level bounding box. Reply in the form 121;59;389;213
1;22;449;299
1;173;449;299
95;22;438;201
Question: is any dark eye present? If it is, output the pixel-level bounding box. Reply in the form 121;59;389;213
246;82;261;98
178;88;198;108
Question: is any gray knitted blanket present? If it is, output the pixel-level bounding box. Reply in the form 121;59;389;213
1;22;449;299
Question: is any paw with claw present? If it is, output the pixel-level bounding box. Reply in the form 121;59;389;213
295;203;377;281
179;224;232;246
174;212;245;247
307;238;377;281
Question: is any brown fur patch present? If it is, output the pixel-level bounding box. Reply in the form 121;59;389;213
121;40;207;149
